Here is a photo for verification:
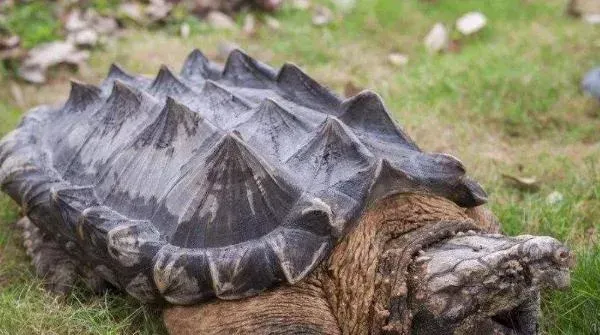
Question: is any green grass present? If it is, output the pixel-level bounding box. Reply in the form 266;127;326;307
1;0;599;333
2;2;61;49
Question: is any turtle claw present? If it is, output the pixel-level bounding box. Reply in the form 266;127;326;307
408;233;574;335
17;217;109;295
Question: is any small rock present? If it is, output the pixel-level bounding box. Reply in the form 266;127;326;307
583;14;600;24
180;23;191;38
0;35;20;50
582;68;600;99
312;6;333;26
65;10;88;32
501;174;540;192
93;16;119;35
146;0;172;22
72;29;98;47
388;53;409;67
243;14;256;35
546;191;564;205
456;12;487;35
292;0;311;10
264;16;281;30
206;11;237;30
424;23;449;53
217;41;240;61
0;44;24;61
119;2;145;23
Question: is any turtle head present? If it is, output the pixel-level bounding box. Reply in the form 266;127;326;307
408;232;574;335
322;194;574;335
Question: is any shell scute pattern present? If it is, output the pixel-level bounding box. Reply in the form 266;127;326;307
0;49;487;303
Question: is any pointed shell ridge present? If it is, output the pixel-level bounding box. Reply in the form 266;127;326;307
0;48;487;305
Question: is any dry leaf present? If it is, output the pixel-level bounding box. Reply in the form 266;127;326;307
501;174;540;192
18;41;89;84
388;53;409;67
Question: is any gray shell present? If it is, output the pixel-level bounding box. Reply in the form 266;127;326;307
0;49;486;304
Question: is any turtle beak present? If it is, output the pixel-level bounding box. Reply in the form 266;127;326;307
407;232;575;335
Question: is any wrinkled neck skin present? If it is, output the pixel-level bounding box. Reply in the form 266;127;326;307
317;194;488;335
163;194;505;335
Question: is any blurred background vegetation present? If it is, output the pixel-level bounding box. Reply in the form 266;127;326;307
0;0;599;334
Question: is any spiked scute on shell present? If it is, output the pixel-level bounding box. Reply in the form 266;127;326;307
0;49;487;304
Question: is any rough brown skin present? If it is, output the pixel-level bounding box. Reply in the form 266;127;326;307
163;194;530;335
19;194;572;334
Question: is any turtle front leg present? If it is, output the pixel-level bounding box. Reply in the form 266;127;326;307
17;216;108;295
408;232;574;335
163;276;341;335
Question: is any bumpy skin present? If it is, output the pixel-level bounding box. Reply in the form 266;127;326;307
164;195;574;335
0;49;487;304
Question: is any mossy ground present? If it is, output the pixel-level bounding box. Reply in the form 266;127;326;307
1;0;599;334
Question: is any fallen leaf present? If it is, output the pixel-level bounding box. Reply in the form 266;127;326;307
388;53;409;67
18;41;89;84
501;174;540;192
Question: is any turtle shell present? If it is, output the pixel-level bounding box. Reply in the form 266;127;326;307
0;49;486;304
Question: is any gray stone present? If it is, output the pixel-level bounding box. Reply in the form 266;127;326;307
424;23;449;53
456;12;487;35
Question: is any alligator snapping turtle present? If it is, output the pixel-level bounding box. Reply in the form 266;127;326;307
0;49;573;334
